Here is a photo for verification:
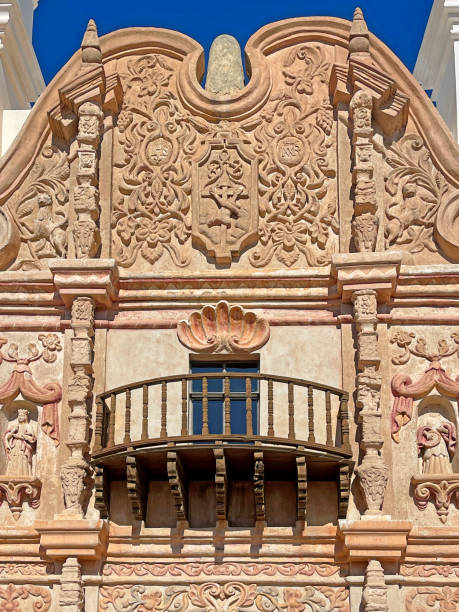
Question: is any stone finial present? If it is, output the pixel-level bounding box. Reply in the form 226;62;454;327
349;7;370;57
205;34;244;95
81;19;102;64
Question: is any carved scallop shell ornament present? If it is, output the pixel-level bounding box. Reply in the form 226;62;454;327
177;301;270;353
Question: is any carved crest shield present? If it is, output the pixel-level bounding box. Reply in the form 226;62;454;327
192;138;258;264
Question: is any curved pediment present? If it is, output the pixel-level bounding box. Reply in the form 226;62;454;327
0;12;457;273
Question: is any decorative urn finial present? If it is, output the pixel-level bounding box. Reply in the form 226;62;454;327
81;19;102;64
349;7;370;57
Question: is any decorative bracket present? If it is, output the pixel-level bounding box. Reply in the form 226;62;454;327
0;477;41;520
126;455;147;522
214;448;227;523
412;474;459;524
167;451;188;525
253;450;265;524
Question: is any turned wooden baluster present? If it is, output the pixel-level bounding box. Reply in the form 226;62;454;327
246;377;253;435
267;378;274;436
202;376;209;435
94;397;104;451
307;385;315;443
124;388;131;444
224;376;231;434
181;378;188;436
340;394;350;451
141;384;148;440
107;393;116;447
325;390;333;446
160;381;167;438
288;382;295;439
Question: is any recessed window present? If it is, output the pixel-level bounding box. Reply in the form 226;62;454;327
190;360;259;435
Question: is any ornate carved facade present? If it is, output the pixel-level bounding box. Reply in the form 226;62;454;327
0;8;457;611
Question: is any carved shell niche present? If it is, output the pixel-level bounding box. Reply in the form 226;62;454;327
177;301;270;353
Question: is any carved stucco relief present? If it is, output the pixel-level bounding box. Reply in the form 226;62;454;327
99;584;349;612
111;42;337;271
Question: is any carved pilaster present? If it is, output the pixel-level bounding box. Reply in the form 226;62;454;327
61;297;95;516
352;289;388;514
350;90;378;252
73;101;103;258
362;559;388;612
60;557;84;611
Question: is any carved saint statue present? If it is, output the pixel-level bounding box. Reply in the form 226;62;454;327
3;408;37;477
417;413;457;475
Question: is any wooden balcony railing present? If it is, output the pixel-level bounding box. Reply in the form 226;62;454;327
93;373;350;457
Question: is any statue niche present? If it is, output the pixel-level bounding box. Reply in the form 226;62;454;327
3;406;37;477
417;411;456;475
0;402;41;520
412;397;459;524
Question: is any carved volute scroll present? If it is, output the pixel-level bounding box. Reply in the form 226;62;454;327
177;301;270;353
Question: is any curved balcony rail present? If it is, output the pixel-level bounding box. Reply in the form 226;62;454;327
93;373;351;458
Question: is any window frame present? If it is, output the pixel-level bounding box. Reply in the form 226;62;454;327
189;357;260;435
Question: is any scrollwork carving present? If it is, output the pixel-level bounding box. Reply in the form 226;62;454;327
241;44;337;268
0;584;51;611
112;55;200;268
405;586;459;611
385;135;449;254
99;584;349;612
7;145;69;270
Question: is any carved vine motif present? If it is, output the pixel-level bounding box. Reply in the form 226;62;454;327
405;586;459;611
401;564;459;577
0;563;50;576
102;562;340;577
384;135;449;254
7;144;69;270
0;583;51;611
99;584;349;612
112;55;201;268
390;330;459;366
241;44;337;268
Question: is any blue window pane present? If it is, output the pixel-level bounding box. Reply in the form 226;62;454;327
192;399;202;434
208;400;223;434
229;399;259;435
227;364;258;393
191;364;223;392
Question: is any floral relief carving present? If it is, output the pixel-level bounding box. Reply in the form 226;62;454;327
0;583;51;611
0;563;50;576
405;586;459;611
99;584;349;612
112;55;200;268
177;301;270;353
384;135;449;254
240;44;337;268
6;145;69;270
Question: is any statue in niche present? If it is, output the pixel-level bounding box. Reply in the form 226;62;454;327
417;412;456;475
3;408;37;477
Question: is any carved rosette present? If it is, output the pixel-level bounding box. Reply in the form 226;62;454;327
192;138;258;264
177;301;270;353
352;290;388;515
61;297;95;516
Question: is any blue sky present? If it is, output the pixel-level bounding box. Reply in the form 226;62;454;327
34;0;433;84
